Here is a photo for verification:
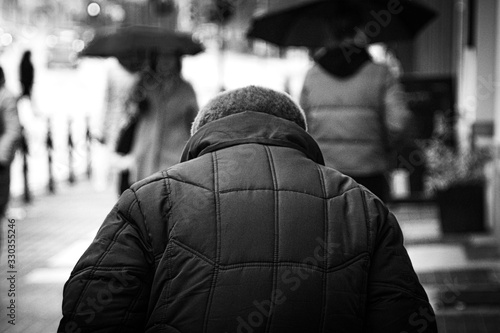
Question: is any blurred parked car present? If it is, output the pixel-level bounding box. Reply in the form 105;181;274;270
46;29;85;68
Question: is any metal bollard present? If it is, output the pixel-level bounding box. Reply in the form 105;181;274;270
46;118;55;194
86;116;92;179
68;119;75;184
20;125;31;203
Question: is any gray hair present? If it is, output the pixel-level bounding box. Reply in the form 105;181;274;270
191;85;307;135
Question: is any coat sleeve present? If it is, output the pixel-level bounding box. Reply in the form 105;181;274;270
382;67;412;149
58;189;155;333
363;191;438;333
0;90;21;165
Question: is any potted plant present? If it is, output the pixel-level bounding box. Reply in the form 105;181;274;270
420;136;492;234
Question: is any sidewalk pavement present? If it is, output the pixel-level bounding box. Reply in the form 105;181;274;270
0;179;117;333
1;180;499;332
389;202;500;332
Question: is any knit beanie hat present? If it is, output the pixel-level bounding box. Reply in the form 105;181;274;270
191;85;307;135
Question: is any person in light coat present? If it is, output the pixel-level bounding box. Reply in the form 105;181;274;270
0;66;21;219
300;25;411;202
127;51;198;184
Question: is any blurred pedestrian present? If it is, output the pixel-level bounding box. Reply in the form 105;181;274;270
0;66;21;224
99;51;148;148
118;50;198;192
19;50;35;100
94;57;142;193
300;15;411;203
58;86;435;333
99;60;140;150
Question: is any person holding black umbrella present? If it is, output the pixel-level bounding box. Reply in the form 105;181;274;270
299;11;412;202
246;0;436;202
121;49;198;189
95;56;142;194
81;26;204;195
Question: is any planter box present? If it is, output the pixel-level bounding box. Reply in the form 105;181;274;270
436;183;486;234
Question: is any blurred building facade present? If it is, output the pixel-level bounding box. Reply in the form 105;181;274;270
465;0;500;244
0;0;178;31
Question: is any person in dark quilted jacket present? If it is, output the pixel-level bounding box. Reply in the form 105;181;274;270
58;85;437;333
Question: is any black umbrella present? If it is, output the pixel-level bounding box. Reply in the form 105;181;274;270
246;0;438;48
80;25;205;58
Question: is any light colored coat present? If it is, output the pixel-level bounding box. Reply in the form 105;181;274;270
0;86;21;217
0;87;21;165
100;59;140;147
300;61;410;176
131;76;198;182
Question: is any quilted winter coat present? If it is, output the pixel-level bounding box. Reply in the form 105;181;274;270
58;111;436;333
300;60;411;176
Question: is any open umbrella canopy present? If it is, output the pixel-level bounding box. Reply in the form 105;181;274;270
80;25;205;58
246;0;438;48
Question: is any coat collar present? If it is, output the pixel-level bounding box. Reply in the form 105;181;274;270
180;111;325;165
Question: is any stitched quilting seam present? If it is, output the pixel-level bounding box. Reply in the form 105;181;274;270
218;186;359;199
170;238;369;272
317;165;328;331
69;222;129;320
202;151;221;332
166;176;212;191
264;146;279;333
161;170;172;221
171;239;215;266
160;242;174;326
369;282;430;303
120;281;146;329
72;266;147;274
360;189;373;255
160;171;173;326
130;188;154;252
